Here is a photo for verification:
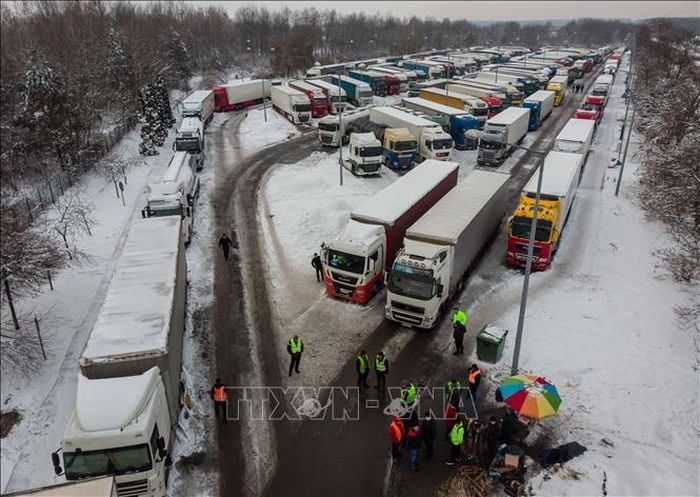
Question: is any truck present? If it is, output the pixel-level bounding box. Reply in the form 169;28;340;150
368;66;409;92
398;107;450;129
446;82;508;113
460;78;523;106
417;88;490;127
321;160;459;304
289;80;330;118
180;90;214;124
370;107;453;163
478;69;540;96
343;132;383;176
521;90;555;130
54;216;186;497
400;60;444;79
553;118;595;160
317;105;373;147
477;107;530;167
347;69;388;96
381;128;418;170
494;65;551;87
472;74;527;102
378;65;419;84
506;151;584;270
213;79;271;112
142;151;200;243
546;75;568;106
402;97;480;149
385;170;510;328
574;94;605;125
174;117;204;170
271;85;312;124
329;75;374;107
592;74;614;102
306;78;348;113
6;477;117;497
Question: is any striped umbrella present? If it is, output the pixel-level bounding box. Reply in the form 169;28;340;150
498;374;561;419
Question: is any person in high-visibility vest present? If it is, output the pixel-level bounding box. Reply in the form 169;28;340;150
452;307;468;326
388;416;405;463
446;379;462;409
356;350;371;388
287;335;304;377
210;378;228;423
468;364;482;400
447;415;466;465
401;381;418;406
374;351;389;392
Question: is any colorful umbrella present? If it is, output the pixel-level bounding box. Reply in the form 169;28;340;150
498;374;561;419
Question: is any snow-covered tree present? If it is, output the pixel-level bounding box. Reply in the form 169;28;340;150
138;84;159;155
161;28;193;87
106;26;137;114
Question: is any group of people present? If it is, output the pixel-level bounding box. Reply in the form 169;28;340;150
389;411;438;471
572;80;585;93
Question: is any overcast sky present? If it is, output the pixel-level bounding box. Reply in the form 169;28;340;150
191;1;699;21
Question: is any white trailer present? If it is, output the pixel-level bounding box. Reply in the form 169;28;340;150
217;79;272;111
318;105;374;147
56;217;186;496
142;151;200;243
174;117;204;171
477;107;530;166
271;85;311;124
386;170;510;328
306;78;348;114
554;118;595;160
369;106;453;161
181;89;214;124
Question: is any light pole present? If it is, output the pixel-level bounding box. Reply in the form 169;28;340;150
616;48;635;197
510;145;548;376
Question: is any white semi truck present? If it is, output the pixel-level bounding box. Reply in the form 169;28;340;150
271;86;312;124
554;118;595;161
181;90;214;124
369;107;453;162
385;170;510;328
318;105;374;147
477;107;530;167
174;117;204;171
53;216;186;497
343;132;384;176
306;78;348;114
142;151;200;243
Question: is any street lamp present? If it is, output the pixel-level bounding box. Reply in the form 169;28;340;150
335;73;345;186
509;144;548;376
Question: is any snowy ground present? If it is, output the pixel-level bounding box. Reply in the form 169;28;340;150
239;106;301;155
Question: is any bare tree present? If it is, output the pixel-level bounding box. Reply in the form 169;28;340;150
48;189;97;261
1;306;55;374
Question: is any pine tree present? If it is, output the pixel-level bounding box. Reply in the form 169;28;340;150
106;26;137;114
161;28;193;87
138;85;158;156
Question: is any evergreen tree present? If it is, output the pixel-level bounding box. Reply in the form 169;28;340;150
161;28;193;87
105;26;137;114
138;84;158;156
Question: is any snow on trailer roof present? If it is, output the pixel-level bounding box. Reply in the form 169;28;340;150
182;89;212;104
523;90;556;104
371;106;438;127
407;170;509;245
351;160;459;226
307;78;348;95
556;118;595;142
486;106;530;126
402;97;468;116
80;217;181;363
523;151;583;197
337;75;371;88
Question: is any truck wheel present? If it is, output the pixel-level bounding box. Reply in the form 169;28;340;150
351;164;357;176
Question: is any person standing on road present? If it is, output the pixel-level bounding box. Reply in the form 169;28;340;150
389;416;405;463
447;415;466;466
453;320;466;355
407;423;422;471
452;307;468;327
219;233;233;261
447;378;462;409
211;378;228;423
356;350;371;388
421;411;437;460
287;335;303;377
311;253;323;282
374;351;388;391
484;416;502;466
468;363;482;405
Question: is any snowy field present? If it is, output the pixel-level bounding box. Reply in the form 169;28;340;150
239;106;301;155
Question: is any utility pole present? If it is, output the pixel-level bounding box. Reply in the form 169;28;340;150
336;74;344;186
261;78;268;122
616;46;636;196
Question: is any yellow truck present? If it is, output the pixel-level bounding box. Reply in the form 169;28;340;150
546;75;568;106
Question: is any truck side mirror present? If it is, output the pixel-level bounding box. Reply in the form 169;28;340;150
172;142;175;151
186;206;192;217
157;436;166;451
141;208;147;219
51;451;64;476
505;215;513;233
436;284;444;298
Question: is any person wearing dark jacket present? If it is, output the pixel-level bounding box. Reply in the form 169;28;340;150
374;351;388;392
421;411;437;459
356;350;371;388
407;423;422;471
389;416;405;463
483;416;502;466
287;335;303;376
219;233;233;261
453;321;466;355
311;253;323;282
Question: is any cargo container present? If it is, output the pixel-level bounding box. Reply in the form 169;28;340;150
446;81;510;112
554;118;595;159
506;151;584;270
317;105;373;147
289;80;330;118
213;79;271;112
306;78;348;113
386;170;510;328
271;85;312;124
521;90;555;130
347;69;389;96
181;90;215;124
402;97;480;149
472;75;526;103
174;117;204;170
328;75;374;107
477;107;530;167
322;161;459;304
400;60;445;79
418;88;490;126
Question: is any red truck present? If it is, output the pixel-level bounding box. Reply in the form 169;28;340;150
574;94;605;126
479;95;503;118
384;75;401;96
289;80;330;118
213;79;271;112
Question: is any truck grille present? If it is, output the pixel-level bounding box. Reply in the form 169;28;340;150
391;301;425;314
320;135;333;144
299;115;310;122
332;272;358;285
116;479;148;497
333;282;356;297
391;311;423;326
515;243;541;255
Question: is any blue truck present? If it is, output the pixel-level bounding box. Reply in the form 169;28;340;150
402;97;480;150
329;75;374;107
521;90;555;130
347;70;388;97
399;60;445;80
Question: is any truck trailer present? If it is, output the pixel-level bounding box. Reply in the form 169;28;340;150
213;79;271;112
347;69;389;96
402;97;480;149
477;107;530;167
305;78;348;113
521;90;555;130
56;216;186;496
368;66;409;92
445;82;505;115
553;118;595;160
322;160;459;304
142;151;200;243
317;105;374;147
174;117;205;170
385;170;510;328
328;75;374;107
417;88;490;127
400;60;444;79
574;94;605;126
289;80;330;118
271;85;312;124
181;90;215;124
506;151;584;270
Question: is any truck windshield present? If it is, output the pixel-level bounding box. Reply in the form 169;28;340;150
313;98;327;106
327;250;365;275
148;205;183;217
395;140;417;151
479;138;503;150
472;107;489;117
294;104;311;112
511;217;552;242
359;146;383;157
388;263;434;301
432;139;453;150
175;139;201;152
319;122;338;132
360;90;373;99
64;444;152;479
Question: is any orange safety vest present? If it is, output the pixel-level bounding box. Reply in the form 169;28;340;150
468;368;481;385
389;420;403;444
213;385;227;402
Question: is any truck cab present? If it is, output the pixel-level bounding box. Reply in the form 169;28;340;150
174;117;204;171
574;95;605;125
57;368;172;497
546;79;567;106
506;195;562;271
521;100;542;131
419;126;454;162
382;128;417;170
344;133;383;176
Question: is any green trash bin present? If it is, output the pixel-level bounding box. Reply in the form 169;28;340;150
476;325;508;363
